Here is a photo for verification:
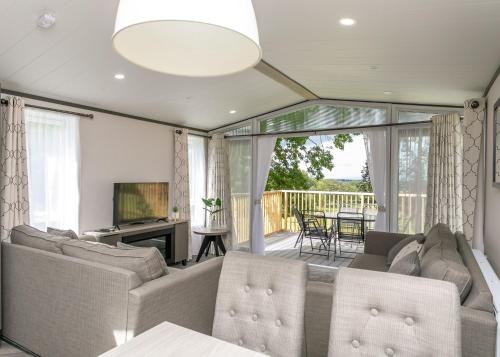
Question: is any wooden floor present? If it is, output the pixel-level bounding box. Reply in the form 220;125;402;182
181;231;363;268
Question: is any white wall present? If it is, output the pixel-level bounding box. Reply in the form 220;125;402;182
484;73;500;274
79;113;175;232
21;97;186;233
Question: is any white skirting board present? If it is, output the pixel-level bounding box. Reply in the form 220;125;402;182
473;249;500;357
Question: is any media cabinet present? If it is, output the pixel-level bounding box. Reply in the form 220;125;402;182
84;220;190;265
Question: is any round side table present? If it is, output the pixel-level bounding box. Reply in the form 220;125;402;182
193;227;229;262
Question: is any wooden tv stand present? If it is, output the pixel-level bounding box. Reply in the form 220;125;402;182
83;220;189;265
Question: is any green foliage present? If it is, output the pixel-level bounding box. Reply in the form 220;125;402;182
357;161;373;192
266;135;353;191
172;206;179;213
202;197;223;217
310;179;361;192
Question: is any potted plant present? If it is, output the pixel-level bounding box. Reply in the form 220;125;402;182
172;206;179;221
202;198;223;227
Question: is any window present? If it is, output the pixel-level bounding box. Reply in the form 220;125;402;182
188;135;207;228
25;108;80;232
392;126;430;234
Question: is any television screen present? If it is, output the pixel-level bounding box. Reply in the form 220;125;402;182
113;182;169;225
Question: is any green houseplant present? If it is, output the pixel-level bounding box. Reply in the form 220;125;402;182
172;206;179;221
202;198;223;227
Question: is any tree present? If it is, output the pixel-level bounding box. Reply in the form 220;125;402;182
266;135;353;191
357;161;373;192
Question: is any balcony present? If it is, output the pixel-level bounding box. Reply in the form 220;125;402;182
232;190;426;265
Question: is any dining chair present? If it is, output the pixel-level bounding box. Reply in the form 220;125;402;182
328;268;461;357
335;211;364;258
296;209;334;259
212;251;308;357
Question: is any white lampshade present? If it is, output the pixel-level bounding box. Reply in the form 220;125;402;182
112;0;262;77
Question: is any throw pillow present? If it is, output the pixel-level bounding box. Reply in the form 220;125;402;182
47;227;79;240
391;240;423;266
11;225;70;254
117;242;169;275
387;234;425;266
61;240;168;282
388;251;421;276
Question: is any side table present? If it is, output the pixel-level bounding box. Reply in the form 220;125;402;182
193;227;229;262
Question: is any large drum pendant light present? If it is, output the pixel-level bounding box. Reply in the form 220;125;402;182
112;0;262;77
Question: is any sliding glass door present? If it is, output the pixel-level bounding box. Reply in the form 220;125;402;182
391;125;430;234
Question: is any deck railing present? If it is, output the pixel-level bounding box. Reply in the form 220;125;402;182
231;190;426;245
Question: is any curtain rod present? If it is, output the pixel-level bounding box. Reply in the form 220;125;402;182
1;99;94;118
224;116;464;138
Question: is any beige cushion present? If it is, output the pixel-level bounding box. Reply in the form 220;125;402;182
213;251;307;357
61;240;167;283
390;240;422;266
386;233;425;265
11;225;69;254
117;242;168;275
328;268;461;357
388;251;421;276
348;254;388;272
424;223;457;251
47;227;79;240
421;241;472;302
307;264;338;284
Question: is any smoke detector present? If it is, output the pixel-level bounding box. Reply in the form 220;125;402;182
37;11;56;29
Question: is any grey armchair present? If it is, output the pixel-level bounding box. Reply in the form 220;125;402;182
212;251;308;357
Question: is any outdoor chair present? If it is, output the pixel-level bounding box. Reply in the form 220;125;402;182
293;207;334;259
335;211;365;258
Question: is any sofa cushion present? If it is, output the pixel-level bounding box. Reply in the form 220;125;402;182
386;233;425;265
424;223;457;251
388;251;421;276
11;225;69;254
47;227;79;240
61;240;167;283
390;240;423;266
455;233;495;313
117;242;168;275
349;254;388;272
421;241;472;302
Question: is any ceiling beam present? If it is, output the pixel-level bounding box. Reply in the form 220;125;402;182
255;60;319;100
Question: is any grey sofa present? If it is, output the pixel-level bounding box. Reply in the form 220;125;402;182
346;227;497;357
2;226;466;357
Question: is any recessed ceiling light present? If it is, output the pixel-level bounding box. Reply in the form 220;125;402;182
369;65;379;70
37;11;56;29
114;73;125;80
339;18;356;26
229;110;237;114
384;91;393;95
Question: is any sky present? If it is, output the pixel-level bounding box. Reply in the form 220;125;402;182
301;134;367;180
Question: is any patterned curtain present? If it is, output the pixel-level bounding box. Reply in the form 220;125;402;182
174;129;192;260
425;113;463;232
462;98;486;250
0;96;29;241
207;134;234;250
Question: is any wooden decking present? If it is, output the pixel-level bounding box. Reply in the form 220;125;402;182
264;231;362;267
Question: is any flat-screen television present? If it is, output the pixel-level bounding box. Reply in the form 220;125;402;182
113;182;169;225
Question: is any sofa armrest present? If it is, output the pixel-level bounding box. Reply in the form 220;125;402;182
461;306;497;357
364;231;410;256
126;257;224;338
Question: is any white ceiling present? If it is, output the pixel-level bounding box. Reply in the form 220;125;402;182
254;0;500;105
1;0;499;131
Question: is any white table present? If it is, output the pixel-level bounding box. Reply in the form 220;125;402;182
99;321;266;357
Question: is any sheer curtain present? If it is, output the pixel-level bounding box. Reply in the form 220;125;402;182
251;136;276;255
188;135;207;255
25;108;80;232
396;127;430;234
363;129;387;231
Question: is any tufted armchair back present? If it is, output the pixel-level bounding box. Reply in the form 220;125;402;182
328;268;461;357
212;251;307;357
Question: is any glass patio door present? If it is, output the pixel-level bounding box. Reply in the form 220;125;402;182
391;125;430;234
